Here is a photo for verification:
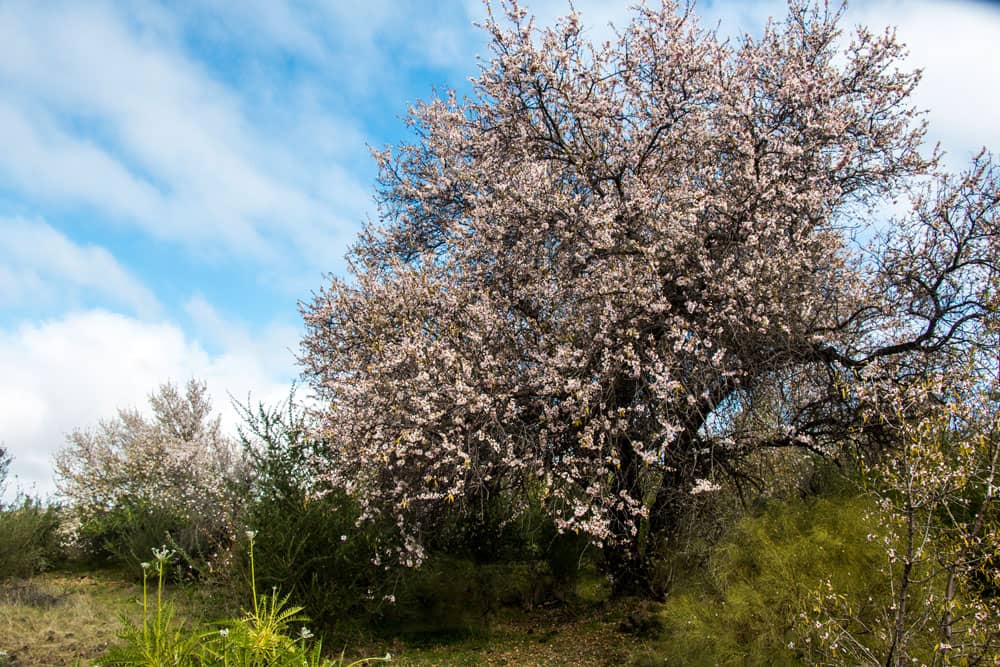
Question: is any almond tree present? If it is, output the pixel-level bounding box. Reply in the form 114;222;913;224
55;379;243;558
300;0;1000;593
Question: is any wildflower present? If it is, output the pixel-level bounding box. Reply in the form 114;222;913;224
219;628;229;638
299;626;313;640
245;530;257;540
141;562;151;571
152;546;174;562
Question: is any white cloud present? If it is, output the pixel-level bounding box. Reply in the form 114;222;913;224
0;217;161;318
843;0;1000;168
0;1;368;272
0;102;166;225
184;293;303;384
0;310;296;501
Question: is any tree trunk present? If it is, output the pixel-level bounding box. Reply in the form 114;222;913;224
603;431;659;597
604;540;655;597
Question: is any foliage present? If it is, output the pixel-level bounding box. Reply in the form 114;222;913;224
98;537;392;667
0;495;62;580
803;359;1000;666
232;392;393;636
652;491;884;666
55;379;244;570
299;0;1000;593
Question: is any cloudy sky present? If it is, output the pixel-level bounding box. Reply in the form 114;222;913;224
2;0;998;499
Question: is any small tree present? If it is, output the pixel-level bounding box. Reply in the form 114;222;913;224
300;0;1000;593
55;379;243;566
804;354;1000;665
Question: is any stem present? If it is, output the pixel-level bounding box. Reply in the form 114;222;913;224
940;566;956;648
156;561;163;627
156;559;165;656
142;568;149;646
249;535;258;616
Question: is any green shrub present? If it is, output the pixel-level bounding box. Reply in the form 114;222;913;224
239;490;390;637
0;496;62;579
234;391;593;640
74;503;223;580
231;393;391;637
422;486;593;604
650;492;885;666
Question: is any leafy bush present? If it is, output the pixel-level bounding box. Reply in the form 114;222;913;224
0;496;62;580
231;393;392;637
234;390;594;639
650;490;884;666
89;503;221;578
421;483;594;604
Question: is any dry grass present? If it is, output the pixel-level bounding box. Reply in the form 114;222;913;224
1;572;129;665
0;569;208;666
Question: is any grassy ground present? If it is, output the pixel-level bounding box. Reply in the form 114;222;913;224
360;602;651;666
0;569;141;665
0;569;657;667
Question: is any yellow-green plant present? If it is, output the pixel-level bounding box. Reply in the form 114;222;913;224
98;535;392;667
98;547;200;666
803;362;1000;666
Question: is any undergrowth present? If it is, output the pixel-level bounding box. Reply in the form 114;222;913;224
97;533;391;667
648;491;884;666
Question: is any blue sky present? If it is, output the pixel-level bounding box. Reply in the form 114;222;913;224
2;0;999;499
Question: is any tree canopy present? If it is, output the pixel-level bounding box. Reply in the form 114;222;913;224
300;0;999;593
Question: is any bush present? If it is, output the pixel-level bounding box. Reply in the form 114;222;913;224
86;503;222;578
55;379;244;572
0;496;62;579
238;490;390;637
232;393;392;637
651;490;885;666
423;485;593;603
234;391;596;639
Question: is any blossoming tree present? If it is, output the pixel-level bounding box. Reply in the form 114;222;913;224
300;1;999;593
56;379;243;559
